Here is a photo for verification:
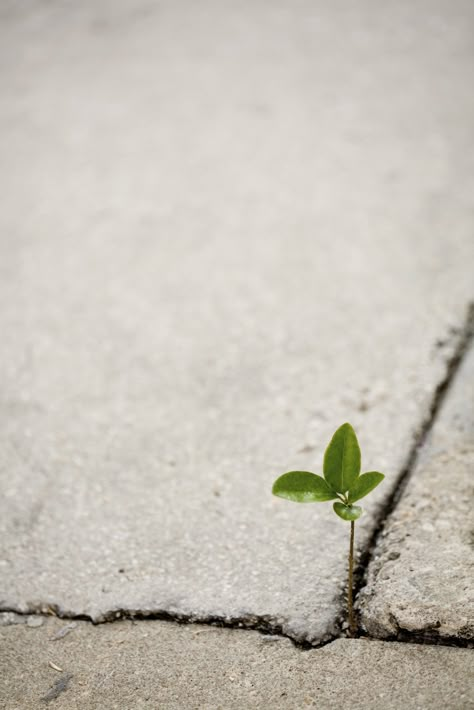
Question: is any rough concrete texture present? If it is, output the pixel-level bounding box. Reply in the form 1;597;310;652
1;1;474;644
359;341;474;642
1;616;473;710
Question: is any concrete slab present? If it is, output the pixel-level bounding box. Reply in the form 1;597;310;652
1;1;474;643
359;342;474;642
1;617;473;710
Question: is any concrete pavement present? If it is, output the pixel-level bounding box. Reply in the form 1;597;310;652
0;0;473;706
1;616;473;710
359;341;474;643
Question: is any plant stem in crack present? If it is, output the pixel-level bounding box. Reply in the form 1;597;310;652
348;520;356;636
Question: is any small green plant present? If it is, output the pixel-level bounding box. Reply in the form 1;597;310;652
272;423;384;636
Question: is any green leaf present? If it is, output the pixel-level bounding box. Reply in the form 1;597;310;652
348;471;385;503
323;423;361;494
272;471;338;503
333;502;362;521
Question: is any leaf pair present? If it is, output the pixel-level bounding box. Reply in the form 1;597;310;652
272;423;384;521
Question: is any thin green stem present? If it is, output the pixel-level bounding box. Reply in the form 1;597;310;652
348;520;356;636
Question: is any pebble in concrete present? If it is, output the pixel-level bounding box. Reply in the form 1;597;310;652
359;341;474;643
1;617;473;710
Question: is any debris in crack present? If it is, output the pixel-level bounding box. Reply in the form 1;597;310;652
0;612;44;628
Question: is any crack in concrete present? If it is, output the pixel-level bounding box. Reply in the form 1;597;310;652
0;606;333;650
352;301;474;648
1;601;471;652
2;605;472;651
361;627;473;649
2;304;473;652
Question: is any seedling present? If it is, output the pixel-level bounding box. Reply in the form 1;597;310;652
272;423;384;636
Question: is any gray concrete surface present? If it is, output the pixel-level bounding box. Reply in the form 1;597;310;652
359;341;474;642
1;616;473;710
1;0;474;646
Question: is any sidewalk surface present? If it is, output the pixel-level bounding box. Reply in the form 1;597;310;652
1;618;473;710
0;1;473;708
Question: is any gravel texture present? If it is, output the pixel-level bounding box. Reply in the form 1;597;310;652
1;617;473;710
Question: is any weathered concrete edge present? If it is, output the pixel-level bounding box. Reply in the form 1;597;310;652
0;608;331;650
354;302;474;646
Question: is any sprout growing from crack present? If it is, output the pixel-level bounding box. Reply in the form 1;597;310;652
272;423;384;636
